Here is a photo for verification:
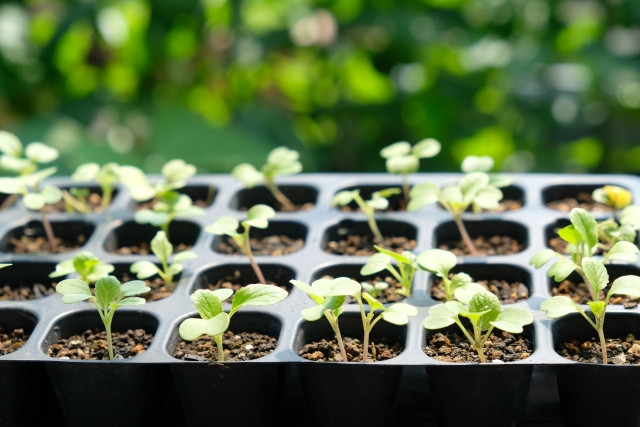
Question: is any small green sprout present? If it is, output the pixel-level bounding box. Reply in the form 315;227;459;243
118;159;196;202
62;162;121;213
205;204;275;285
408;169;504;255
592;185;632;213
530;208;640;364
0;136;61;250
291;277;417;362
232;146;302;211
130;231;197;291
595;205;640;254
332;188;400;243
360;245;419;297
50;251;115;284
56;276;149;360
380;138;441;207
418;249;473;301
134;191;204;234
361;281;389;299
423;285;532;363
178;284;287;362
460;155;512;188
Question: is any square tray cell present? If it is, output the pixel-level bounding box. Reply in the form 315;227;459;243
322;219;417;256
191;263;295;294
0;261;61;301
130;184;217;211
230;185;317;212
434;219;528;256
542;183;624;213
104;220;201;255
43;186;119;214
0;220;95;254
212;221;307;256
332;184;405;212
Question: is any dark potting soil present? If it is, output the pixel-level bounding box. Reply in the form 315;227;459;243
0;327;30;355
552;279;639;308
47;328;153;360
438;235;524;256
545;192;610;212
325;235;416;256
559;334;640;364
318;274;406;304
217;235;304;256
204;269;290;293
299;336;403;362
113;241;192;255
117;271;174;302
173;330;278;361
431;277;529;304
0;281;56;300
425;330;533;363
9;234;87;254
44;192;109;213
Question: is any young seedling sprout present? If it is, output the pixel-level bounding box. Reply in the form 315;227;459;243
232;146;302;211
56;276;149;360
134;191;204;234
0;138;62;251
408;161;504;255
418;249;473;301
291;277;416;362
592;185;632;215
63;162;121;213
590;186;640;254
205;204;275;285
380;138;441;208
332;188;400;243
178;284;287;362
423;284;532;363
360;245;419;297
119;159;196;203
50;251;114;284
530;208;640;364
130;231;197;291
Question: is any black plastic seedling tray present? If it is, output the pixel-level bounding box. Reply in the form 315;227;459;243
1;173;639;427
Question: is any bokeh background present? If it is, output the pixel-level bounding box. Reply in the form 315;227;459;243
1;0;639;175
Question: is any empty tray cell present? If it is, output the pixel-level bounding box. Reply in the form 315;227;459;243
230;185;317;212
0;220;95;254
434;219;527;256
104;220;201;255
212;221;307;256
322;219;417;256
191;263;295;295
0;261;61;300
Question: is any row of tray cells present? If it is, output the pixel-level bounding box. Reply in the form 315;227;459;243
0;182;628;215
1;256;639;309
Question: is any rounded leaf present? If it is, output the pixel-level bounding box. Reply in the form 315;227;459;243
386;155;418;175
540;296;578;318
150;231;173;263
530;249;556;268
412;138;441;158
609;275;640;298
72;163;100;182
380;141;411;159
162;159;196;184
40;185;62;204
387;303;418;317
331;190;355;207
361;253;391;275
606;241;639;263
423;314;456;330
407;182;439;211
190;289;224;319
25;142;58;164
245;204;275;228
417;249;457;277
231;284;288;312
130;261;160;279
491;308;533;334
56;279;93;303
380;311;410;325
232;163;263;187
0;131;22;157
205;216;239;236
23;193;45;210
179;313;230;341
461;155;494;173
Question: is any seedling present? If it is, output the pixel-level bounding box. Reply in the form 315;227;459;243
331;188;400;243
134;191;204;234
63;162;121;213
118;159;196;202
205;204;275;284
423;285;532;363
592;185;632;214
232;146;302;211
595;205;640;254
530;208;640;364
380;138;441;207
417;249;473;301
360;281;389;299
50;251;114;284
408;169;504;255
460;155;512;189
56;276;149;360
178;284;287;362
360;245;419;297
0;133;62;248
291;277;417;362
130;231;197;290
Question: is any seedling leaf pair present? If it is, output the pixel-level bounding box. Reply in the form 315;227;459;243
50;251;115;284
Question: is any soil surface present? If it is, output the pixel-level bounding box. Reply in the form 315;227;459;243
319;274;406;304
545;192;611;212
44;191;109;213
0;327;30;355
113;241;192;255
325;235;416;256
203;269;290;293
9;234;87;254
425;330;533;363
551;279;639;308
438;235;524;256
299;336;403;362
173;330;278;361
431;277;529;304
47;328;153;360
216;235;304;256
0;281;57;300
117;271;174;302
559;334;640;364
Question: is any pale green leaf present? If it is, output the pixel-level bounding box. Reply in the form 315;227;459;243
245;204;275;228
0;177;26;194
179;313;230;341
547;259;578;282
162;159;196;184
150;231;172;264
386;303;418;316
173;250;198;263
361;292;385;311
119;280;149;297
25;142;58;164
205;216;240;236
540;296;579;318
231;284;287;313
190;289;224;320
380;141;411;159
134;210;168;227
0;131;22;157
23;193;45;210
366;195;389;210
380;311;410;325
94;276;121;308
301;304;327;321
49;259;74;278
530;249;557;268
130;261;160;279
461;155;494;173
386;155;418;174
361;253;391;275
72;163;100;182
407;182;439;211
417;249;457;277
490;308;533;334
232;163;263;187
40;185;62;204
609;275;640;298
56;279;93;303
582;257;609;293
423;314;455;330
412;138;441;158
620;206;640;228
118;297;147;306
605;241;639;262
570;208;598;250
332;190;355;206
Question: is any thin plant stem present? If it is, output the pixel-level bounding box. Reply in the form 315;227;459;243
105;322;114;360
326;314;348;362
265;180;295;211
454;215;478;256
401;175;410;210
352;193;383;242
472;322;487;363
41;211;58;252
241;233;266;284
0;194;18;210
99;186;113;211
215;334;225;362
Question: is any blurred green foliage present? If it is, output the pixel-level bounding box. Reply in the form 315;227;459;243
1;0;639;175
